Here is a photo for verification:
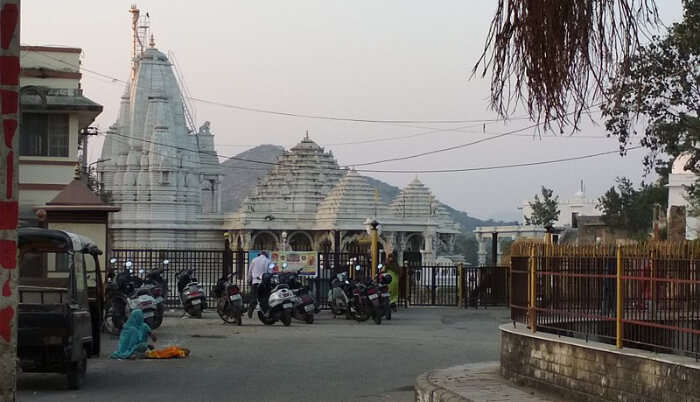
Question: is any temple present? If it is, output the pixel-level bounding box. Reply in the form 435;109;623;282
224;136;461;264
97;6;223;249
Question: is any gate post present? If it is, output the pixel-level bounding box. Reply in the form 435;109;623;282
529;246;536;333
457;263;463;307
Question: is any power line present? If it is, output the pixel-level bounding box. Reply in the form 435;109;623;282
105;129;640;176
26;49;613;152
24;49;537;125
355;146;643;173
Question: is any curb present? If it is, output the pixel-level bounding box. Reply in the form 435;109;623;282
414;370;469;402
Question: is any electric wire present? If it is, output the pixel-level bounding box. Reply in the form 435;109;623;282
103;129;641;175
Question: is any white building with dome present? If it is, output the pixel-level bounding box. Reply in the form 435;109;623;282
518;181;601;227
97;8;223;249
667;152;698;239
224;136;460;264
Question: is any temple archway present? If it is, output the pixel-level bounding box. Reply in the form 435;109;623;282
406;233;425;251
252;231;278;250
288;231;313;251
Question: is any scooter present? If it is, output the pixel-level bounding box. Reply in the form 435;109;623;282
144;259;169;328
214;273;243;325
256;269;295;326
104;260;158;333
328;272;352;318
279;265;315;324
176;268;207;318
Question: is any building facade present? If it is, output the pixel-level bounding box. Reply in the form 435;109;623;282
18;45;103;226
224;136;460;264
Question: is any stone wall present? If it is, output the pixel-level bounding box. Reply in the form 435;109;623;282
500;324;700;402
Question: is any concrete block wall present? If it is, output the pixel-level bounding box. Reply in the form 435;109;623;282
500;325;700;402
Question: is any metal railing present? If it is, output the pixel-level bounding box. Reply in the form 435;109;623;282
511;242;700;359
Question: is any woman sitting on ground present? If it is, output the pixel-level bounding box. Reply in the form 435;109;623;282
110;309;157;359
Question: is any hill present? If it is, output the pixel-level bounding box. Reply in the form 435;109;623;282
221;145;515;233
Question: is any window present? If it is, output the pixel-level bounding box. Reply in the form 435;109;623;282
20;113;69;157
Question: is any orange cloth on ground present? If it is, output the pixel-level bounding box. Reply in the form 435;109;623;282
145;346;190;359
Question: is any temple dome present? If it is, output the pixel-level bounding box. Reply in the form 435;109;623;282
315;170;389;228
237;136;345;220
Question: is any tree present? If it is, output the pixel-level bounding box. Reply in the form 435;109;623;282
474;0;660;132
603;0;700;175
453;234;479;266
525;186;560;227
597;177;668;237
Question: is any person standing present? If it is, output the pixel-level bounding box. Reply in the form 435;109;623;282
247;251;271;318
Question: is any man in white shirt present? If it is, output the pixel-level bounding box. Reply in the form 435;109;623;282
247;251;271;318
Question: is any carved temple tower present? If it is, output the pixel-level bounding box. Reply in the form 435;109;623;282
97;6;224;249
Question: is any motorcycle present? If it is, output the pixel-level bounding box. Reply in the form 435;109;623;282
328;272;352;318
104;259;157;334
279;265;315;324
346;265;382;325
213;273;243;325
376;264;393;321
144;259;169;329
255;269;295;326
176;268;207;318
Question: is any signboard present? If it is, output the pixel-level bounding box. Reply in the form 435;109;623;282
270;251;317;277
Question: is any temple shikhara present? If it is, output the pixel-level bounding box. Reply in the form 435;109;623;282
224;136;461;264
97;6;223;249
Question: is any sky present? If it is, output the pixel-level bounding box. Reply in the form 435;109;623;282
20;1;685;221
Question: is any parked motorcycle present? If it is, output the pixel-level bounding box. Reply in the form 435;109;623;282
104;260;157;334
346;265;382;325
213;273;243;325
328;272;352;318
255;270;295;326
279;266;315;324
176;268;207;318
144;259;169;328
376;264;393;321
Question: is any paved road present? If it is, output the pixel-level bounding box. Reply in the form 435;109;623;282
17;307;509;402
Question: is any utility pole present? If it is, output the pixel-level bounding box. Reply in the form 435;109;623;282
79;127;98;183
0;1;20;400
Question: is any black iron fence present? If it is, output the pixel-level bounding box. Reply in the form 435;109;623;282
109;249;250;309
108;249;509;310
463;265;510;308
511;242;700;359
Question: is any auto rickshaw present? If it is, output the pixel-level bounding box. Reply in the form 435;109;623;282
17;228;104;389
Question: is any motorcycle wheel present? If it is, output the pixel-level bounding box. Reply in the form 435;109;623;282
216;299;237;324
189;304;203;318
281;310;292;326
355;308;370;322
258;311;275;325
373;312;382;325
385;301;392;321
304;313;314;324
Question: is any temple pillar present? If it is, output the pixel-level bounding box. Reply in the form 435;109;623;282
477;234;488;266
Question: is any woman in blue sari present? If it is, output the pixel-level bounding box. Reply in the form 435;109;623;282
110;309;157;359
